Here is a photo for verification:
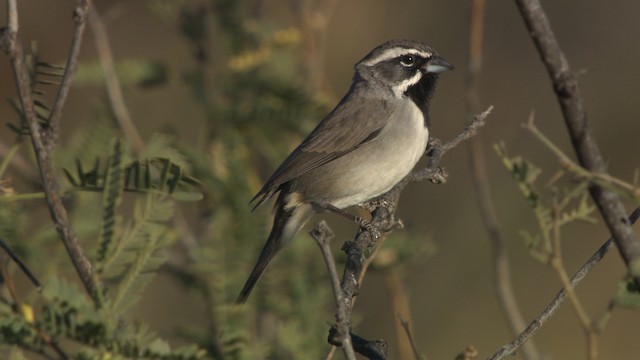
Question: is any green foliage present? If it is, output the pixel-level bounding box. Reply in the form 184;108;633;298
101;194;175;315
0;301;39;354
63;140;202;202
0;1;422;359
0;276;206;359
6;43;63;135
495;143;596;260
96;139;125;264
1;109;205;358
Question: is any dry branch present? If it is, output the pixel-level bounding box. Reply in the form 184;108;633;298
514;0;640;280
1;0;101;305
488;207;640;359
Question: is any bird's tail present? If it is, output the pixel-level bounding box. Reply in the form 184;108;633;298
236;200;314;304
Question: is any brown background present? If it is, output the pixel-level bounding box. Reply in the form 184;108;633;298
2;0;640;359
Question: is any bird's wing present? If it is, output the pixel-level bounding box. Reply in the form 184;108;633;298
251;88;393;208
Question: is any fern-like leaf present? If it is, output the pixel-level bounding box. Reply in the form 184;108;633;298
96;139;125;268
104;195;175;315
65;156;202;200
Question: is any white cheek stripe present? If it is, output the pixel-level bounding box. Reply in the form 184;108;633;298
362;48;432;67
392;70;423;98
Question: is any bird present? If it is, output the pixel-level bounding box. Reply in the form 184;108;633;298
237;39;453;304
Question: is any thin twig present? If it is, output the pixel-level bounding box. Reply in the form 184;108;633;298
440;106;491;154
397;314;423;360
46;0;91;147
465;2;539;359
324;345;337;360
523;117;640;201
88;6;144;154
311;221;357;360
406;106;492;185
515;0;640;282
549;202;597;359
488;207;640;360
1;0;101;306
0;237;41;290
386;272;419;360
0;253;21;306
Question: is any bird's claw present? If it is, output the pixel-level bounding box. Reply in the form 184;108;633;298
356;217;380;239
429;167;448;184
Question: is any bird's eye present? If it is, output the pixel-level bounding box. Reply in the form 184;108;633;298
399;54;415;67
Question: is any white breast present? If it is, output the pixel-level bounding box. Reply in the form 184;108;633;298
329;100;429;208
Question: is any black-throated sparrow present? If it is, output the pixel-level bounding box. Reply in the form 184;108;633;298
237;39;453;304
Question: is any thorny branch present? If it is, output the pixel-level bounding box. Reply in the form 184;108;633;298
1;0;101;305
515;0;640;281
320;107;491;359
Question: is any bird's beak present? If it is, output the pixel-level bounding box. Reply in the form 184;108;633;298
424;55;454;74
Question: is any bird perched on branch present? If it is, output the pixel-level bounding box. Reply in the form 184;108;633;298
237;39;453;304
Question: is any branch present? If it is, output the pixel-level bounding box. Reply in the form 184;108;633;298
325;107;491;359
524;115;640;201
406;106;492;185
466;1;539;359
386;272;418;359
310;221;357;360
397;314;423;360
488;207;640;360
515;0;640;280
46;0;91;147
0;237;41;290
1;0;101;306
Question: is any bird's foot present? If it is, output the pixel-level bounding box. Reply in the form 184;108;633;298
362;198;393;213
355;216;380;239
428;167;448;184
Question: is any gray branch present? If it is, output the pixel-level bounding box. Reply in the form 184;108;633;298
488;207;640;360
515;0;640;279
1;0;101;306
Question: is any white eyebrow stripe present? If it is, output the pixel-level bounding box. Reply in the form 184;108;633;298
362;48;432;66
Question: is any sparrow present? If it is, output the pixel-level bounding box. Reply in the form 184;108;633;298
237;39;453;303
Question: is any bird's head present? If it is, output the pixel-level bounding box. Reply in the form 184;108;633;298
355;39;453;99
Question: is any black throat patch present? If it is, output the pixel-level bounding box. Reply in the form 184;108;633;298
405;73;438;128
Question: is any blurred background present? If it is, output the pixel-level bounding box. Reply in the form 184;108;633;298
1;0;640;359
